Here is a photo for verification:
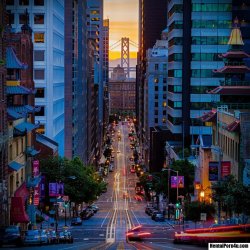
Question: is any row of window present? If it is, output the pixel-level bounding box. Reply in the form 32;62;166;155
192;4;232;12
8;12;45;25
169;36;229;46
168;53;222;63
154;63;167;71
192;20;231;29
154;77;167;83
154;101;167;108
7;0;44;5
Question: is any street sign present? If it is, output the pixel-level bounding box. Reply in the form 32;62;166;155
200;213;207;221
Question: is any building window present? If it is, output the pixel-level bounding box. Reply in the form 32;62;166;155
19;14;27;24
154;77;159;83
34;69;45;80
34;14;44;24
163;78;167;83
19;0;29;5
155;64;159;70
155;102;158;107
35;88;45;98
162;118;166;123
36;106;45;116
163;86;167;91
7;12;14;24
34;50;45;61
163;101;167;107
6;0;14;5
155;110;158;115
155;94;158;99
90;10;100;14
163;64;167;70
163;110;166;115
34;0;44;5
36;124;45;134
155;118;158;123
155;86;158;91
34;32;45;43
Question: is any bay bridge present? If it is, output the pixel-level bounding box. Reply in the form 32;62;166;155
109;37;138;78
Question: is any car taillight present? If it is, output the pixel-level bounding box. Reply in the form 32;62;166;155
126;232;134;236
138;232;151;236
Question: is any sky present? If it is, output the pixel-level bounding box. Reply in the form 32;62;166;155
104;0;138;60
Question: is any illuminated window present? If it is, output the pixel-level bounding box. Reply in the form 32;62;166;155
162;118;166;123
91;18;100;21
90;10;99;14
36;124;45;134
34;32;44;43
163;101;167;107
154;77;159;83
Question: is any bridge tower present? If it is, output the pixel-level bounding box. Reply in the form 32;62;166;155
121;37;130;78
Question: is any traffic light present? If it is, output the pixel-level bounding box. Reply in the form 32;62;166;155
176;201;180;209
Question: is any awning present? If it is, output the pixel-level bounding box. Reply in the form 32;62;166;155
9;105;41;114
8;161;24;171
7;108;25;119
27;176;41;188
10;197;30;224
200;110;217;122
226;120;240;132
14;121;37;133
14;182;29;204
26;146;40;156
6;47;28;69
6;85;35;95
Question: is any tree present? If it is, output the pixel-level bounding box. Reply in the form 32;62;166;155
212;175;250;217
40;156;106;210
184;201;216;222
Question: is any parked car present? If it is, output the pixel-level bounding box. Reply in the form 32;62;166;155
23;229;49;245
0;226;23;247
80;208;94;220
87;204;99;213
58;230;73;243
71;217;82;226
47;230;59;244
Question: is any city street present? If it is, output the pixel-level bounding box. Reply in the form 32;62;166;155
1;122;205;250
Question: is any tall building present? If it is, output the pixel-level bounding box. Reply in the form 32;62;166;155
7;0;65;156
166;0;232;149
87;0;104;154
143;40;168;165
103;19;109;139
0;0;8;227
137;0;168;152
64;0;88;162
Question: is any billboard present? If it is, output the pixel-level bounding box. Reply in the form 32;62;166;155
221;161;231;178
209;161;219;181
209;161;231;181
171;176;184;188
49;182;64;197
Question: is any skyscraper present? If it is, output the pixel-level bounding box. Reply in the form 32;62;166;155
64;0;88;162
6;0;65;156
166;0;232;148
137;0;168;152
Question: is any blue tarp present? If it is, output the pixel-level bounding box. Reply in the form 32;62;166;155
14;121;37;133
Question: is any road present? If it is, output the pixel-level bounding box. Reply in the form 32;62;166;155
2;122;205;250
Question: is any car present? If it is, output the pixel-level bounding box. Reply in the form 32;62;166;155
126;225;151;241
80;208;94;220
58;230;73;244
154;213;165;222
71;217;82;226
47;230;59;244
0;226;23;247
87;204;99;213
23;229;49;245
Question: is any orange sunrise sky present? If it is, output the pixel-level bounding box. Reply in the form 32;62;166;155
104;0;138;60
